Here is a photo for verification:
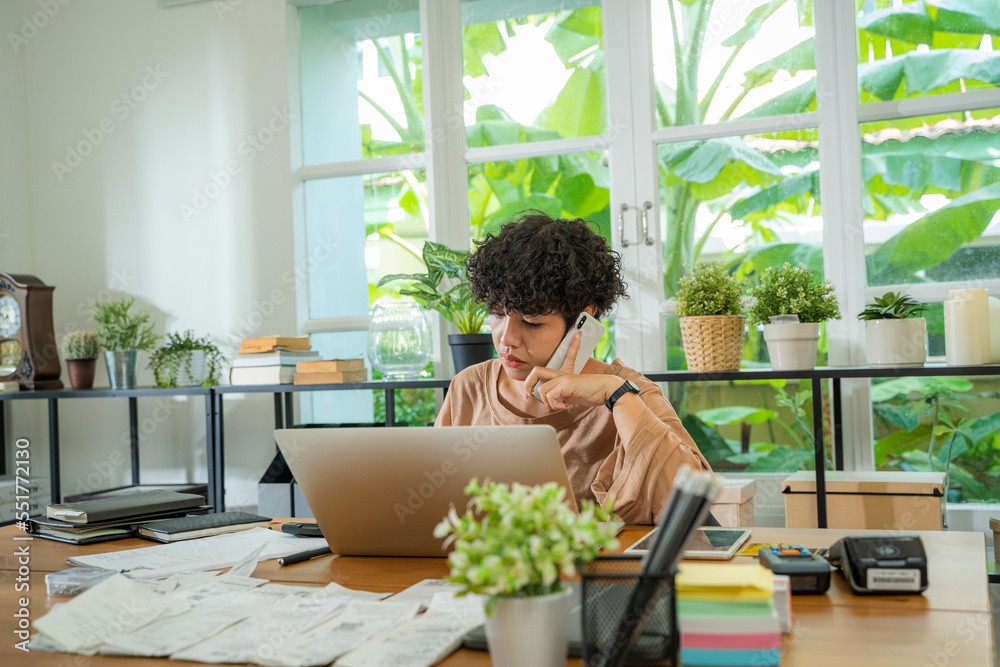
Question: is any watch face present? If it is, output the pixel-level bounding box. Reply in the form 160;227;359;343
0;292;21;338
0;339;21;376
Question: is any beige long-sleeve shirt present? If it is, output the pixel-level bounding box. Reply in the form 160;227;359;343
434;358;711;524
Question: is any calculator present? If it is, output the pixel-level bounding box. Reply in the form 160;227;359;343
757;544;832;594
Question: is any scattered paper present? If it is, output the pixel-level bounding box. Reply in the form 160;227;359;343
66;528;328;579
229;542;269;577
336;608;485;667
386;579;463;609
101;604;255;657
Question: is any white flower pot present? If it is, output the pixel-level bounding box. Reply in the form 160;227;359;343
484;588;573;667
865;318;927;368
762;322;821;371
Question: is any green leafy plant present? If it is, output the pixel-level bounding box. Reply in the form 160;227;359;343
377;241;488;334
147;330;225;387
434;479;619;614
91;297;160;351
675;262;744;317
746;263;840;327
60;331;99;360
857;291;927;320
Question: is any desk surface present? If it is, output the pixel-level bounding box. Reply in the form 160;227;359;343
1;523;994;667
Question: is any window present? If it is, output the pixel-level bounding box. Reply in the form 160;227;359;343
292;0;1000;501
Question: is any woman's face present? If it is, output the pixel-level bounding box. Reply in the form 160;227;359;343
490;310;568;382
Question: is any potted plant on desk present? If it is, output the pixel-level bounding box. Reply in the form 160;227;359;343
858;292;927;368
148;330;225;387
747;263;840;371
60;331;100;390
377;241;490;373
435;479;619;667
92;296;160;389
675;261;746;372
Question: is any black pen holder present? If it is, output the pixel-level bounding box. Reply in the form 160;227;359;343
580;555;678;667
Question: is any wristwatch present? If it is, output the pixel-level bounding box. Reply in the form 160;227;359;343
605;380;640;412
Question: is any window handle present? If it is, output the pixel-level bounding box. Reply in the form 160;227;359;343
640;201;654;246
618;203;631;248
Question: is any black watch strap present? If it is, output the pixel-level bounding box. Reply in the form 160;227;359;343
605;380;640;412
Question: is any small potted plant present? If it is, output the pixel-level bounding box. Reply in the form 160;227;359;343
675;261;745;372
858;292;927;368
91;296;160;389
377;241;490;372
148;330;225;387
435;479;619;667
60;331;100;390
747;263;840;371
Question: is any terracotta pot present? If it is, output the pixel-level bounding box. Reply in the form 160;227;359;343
66;358;96;390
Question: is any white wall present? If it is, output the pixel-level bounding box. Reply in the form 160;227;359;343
3;0;298;509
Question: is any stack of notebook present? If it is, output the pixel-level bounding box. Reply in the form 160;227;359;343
230;336;318;385
293;358;367;385
28;490;211;545
675;563;782;666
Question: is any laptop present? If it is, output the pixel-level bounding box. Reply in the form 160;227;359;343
273;425;575;557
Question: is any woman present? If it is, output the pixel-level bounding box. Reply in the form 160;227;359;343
435;212;711;524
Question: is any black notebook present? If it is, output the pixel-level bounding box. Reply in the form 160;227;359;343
136;511;272;542
46;490;206;524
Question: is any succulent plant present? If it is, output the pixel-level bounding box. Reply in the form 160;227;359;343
858;292;927;320
61;331;100;360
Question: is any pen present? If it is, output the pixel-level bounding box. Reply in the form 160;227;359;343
278;546;333;566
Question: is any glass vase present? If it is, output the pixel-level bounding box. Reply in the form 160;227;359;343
367;301;432;379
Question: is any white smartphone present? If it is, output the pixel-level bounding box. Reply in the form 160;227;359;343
531;313;606;402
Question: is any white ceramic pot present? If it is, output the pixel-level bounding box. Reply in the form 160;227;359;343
865;318;927;368
762;322;821;371
179;349;207;386
484;588;573;667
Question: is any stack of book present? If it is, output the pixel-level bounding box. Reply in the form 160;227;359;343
293;358;367;385
230;336;318;385
28;489;211;545
675;562;782;666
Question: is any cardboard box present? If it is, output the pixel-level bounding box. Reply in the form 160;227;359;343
710;478;755;527
783;471;945;531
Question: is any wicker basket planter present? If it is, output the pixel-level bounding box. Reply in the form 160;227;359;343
679;315;746;372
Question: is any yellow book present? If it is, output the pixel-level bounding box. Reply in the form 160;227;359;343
292;369;368;385
295;359;365;373
676;563;774;601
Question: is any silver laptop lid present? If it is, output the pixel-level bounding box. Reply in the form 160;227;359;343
274;425;574;557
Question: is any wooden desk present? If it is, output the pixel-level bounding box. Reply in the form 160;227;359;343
1;524;994;666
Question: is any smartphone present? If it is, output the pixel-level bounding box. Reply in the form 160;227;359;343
280;522;324;538
531;313;606;401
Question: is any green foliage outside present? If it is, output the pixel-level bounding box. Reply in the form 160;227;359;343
91;297;159;352
746;262;841;326
344;0;1000;487
675;262;744;317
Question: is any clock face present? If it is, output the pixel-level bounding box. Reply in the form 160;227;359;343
0;292;20;338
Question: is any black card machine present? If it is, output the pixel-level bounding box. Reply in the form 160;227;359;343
827;535;928;595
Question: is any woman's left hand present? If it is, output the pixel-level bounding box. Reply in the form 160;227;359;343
523;332;622;410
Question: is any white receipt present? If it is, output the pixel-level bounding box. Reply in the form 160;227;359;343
322;581;393;601
32;574;190;654
386;579;463;608
66;528;328;579
336;607;486;667
101;604;255;657
172;589;349;664
255;600;420;667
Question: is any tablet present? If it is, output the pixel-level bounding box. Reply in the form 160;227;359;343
623;527;752;560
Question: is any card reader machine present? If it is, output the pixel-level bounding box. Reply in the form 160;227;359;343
827;535;928;595
757;545;832;594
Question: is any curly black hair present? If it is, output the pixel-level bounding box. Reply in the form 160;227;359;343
465;211;628;326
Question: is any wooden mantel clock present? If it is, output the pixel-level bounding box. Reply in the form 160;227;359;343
0;272;62;390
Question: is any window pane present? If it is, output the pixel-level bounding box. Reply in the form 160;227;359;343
300;0;424;164
651;0;816;128
305;170;428;320
860;109;1000;287
658;129;824;366
871;375;1000;504
462;0;605;146
857;0;1000;104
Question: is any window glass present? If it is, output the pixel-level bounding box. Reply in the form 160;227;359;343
461;0;605;146
305;170;429;320
300;0;423;164
857;0;1000;104
651;0;817;128
860;109;1000;287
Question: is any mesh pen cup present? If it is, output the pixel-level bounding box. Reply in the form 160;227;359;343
581;555;678;667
